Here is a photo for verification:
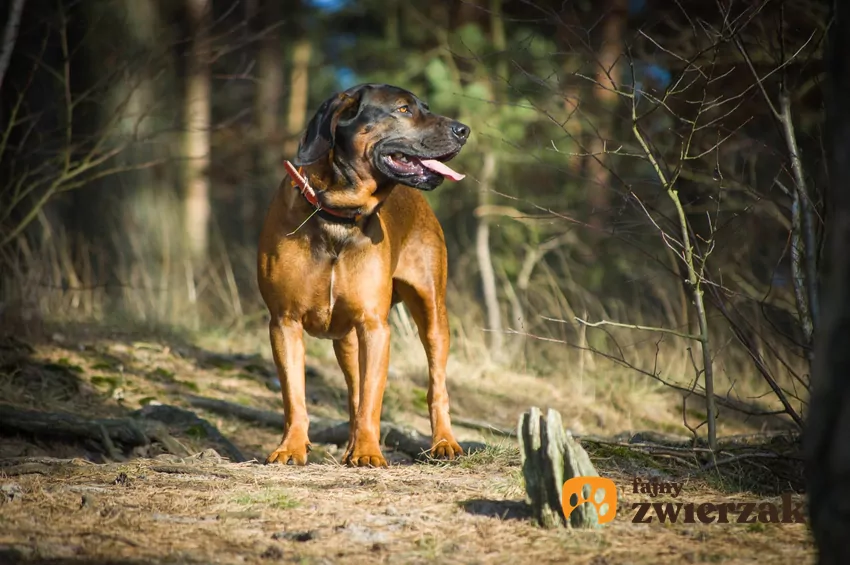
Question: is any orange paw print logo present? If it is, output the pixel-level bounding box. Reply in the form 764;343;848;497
562;477;618;524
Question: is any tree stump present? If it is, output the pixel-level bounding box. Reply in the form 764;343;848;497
518;407;602;529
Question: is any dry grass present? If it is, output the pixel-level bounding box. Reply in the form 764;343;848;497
0;321;814;564
0;453;814;565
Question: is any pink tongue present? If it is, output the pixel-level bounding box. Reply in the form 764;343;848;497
419;158;465;181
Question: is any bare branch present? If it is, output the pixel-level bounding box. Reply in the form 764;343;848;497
563;316;701;341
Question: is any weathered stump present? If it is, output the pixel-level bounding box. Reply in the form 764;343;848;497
518;407;602;529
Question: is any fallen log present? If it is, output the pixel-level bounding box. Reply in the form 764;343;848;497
0;404;148;453
0;404;240;462
0;456;98;477
132;404;246;463
185;394;339;430
453;417;516;438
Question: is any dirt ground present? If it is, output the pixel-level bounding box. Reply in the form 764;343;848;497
0;327;816;564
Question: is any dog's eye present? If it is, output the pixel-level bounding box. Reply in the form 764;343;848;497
396;105;410;114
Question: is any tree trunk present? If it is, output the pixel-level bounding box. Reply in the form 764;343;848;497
384;0;399;51
556;8;586;175
183;0;212;265
75;0;180;321
476;151;504;356
283;37;312;158
474;0;506;358
584;0;628;230
805;1;850;563
563;79;584;175
0;0;27;93
248;0;284;240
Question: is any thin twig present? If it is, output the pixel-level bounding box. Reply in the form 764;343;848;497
561;316;701;341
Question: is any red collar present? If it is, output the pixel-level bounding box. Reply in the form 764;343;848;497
283;160;360;224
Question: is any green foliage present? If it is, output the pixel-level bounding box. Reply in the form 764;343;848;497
453;23;489;57
412;387;429;411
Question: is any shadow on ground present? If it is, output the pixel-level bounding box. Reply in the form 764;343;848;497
0;549;166;565
459;499;532;521
0;322;309;465
0;322;474;467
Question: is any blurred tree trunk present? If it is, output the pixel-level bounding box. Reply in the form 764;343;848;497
805;1;850;562
584;0;628;230
248;0;283;240
114;0;177;320
474;0;505;358
556;7;585;175
284;0;313;158
563;68;584;175
384;0;399;51
73;0;179;320
476;151;503;356
283;15;312;158
183;0;212;264
0;0;27;93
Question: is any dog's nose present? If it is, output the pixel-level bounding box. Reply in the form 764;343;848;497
451;122;470;142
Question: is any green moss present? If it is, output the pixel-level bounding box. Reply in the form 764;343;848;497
232;488;299;510
186;424;208;439
46;358;84;373
91;375;121;388
148;367;174;381
175;379;200;392
747;521;767;533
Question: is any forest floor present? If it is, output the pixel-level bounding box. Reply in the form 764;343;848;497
0;324;814;564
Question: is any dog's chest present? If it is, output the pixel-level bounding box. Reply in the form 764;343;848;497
300;261;342;338
298;254;388;340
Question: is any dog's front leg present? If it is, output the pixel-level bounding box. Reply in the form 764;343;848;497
347;316;391;467
332;329;360;462
265;317;311;465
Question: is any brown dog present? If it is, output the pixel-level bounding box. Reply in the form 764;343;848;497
257;83;470;467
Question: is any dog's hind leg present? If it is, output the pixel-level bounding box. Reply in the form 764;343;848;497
395;281;463;460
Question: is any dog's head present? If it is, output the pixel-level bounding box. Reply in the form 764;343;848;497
294;84;470;191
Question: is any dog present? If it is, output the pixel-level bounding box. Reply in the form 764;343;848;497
257;83;471;467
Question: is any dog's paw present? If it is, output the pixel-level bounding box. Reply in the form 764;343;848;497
265;439;311;466
430;436;463;460
345;445;388;468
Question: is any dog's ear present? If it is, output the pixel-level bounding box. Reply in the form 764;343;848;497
294;88;365;166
